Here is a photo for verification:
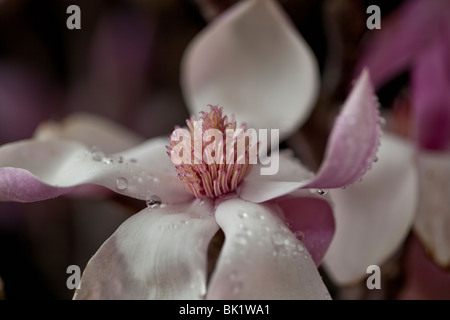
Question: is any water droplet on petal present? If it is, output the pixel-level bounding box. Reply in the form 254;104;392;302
232;282;242;295
103;157;114;164
92;151;104;161
272;232;286;246
238;212;248;219
294;231;305;241
317;189;328;196
146;195;162;208
297;243;305;252
234;234;247;245
115;177;128;190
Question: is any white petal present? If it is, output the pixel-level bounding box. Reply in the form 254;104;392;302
181;0;319;141
207;197;331;299
413;150;450;267
323;134;418;285
0;138;192;203
34;112;144;154
238;149;315;203
74;199;219;299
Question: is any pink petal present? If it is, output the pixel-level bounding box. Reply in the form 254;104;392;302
355;0;449;89
412;26;450;151
239;70;381;203
273;192;335;266
303;69;381;189
181;0;319;141
34;112;144;154
323;134;418;285
398;235;450;300
413;150;450;267
207;197;331;299
0;138;192;204
74;200;219;299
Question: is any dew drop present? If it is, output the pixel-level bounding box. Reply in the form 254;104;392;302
297;243;305;252
116;156;124;163
115;177;128;190
317;189;328;196
238;212;248;219
271;232;286;246
102;157;114;164
294;231;305;241
92;151;104;161
234;234;247;245
146;195;162;208
232;283;242;295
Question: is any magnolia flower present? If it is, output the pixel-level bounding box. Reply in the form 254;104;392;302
323;0;450;288
0;0;380;299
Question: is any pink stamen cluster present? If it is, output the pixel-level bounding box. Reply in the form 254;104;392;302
167;105;254;199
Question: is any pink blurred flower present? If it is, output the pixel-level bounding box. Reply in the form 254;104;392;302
323;0;450;291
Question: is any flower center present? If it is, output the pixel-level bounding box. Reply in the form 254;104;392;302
167;105;256;199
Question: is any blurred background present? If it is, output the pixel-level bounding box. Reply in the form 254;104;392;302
0;0;431;299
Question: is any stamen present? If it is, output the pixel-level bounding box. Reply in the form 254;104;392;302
167;105;256;199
